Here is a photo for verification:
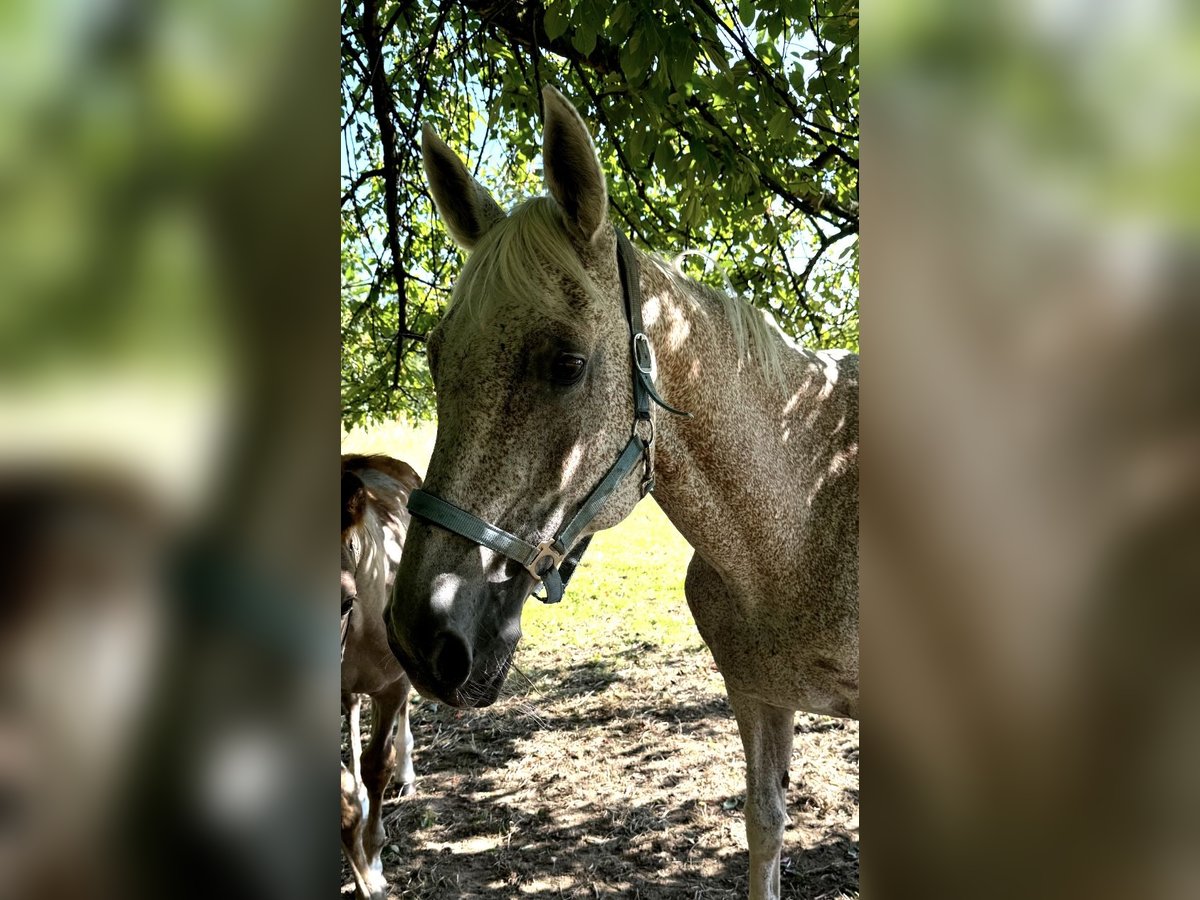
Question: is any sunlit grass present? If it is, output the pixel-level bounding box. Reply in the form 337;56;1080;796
523;497;702;655
342;419;436;471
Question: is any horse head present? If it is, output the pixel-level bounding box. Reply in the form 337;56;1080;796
386;87;652;707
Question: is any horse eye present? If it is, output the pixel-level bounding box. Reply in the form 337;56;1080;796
550;353;587;385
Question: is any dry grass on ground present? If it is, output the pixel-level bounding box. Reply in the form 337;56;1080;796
341;423;858;898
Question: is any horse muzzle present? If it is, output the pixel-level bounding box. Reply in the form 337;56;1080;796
385;561;525;708
385;623;512;708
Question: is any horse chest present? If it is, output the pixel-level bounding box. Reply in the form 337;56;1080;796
684;554;858;717
342;627;406;695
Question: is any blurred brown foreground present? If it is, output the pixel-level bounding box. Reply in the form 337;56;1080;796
866;2;1199;898
1;1;336;898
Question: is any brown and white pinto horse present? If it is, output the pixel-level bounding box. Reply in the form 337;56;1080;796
340;454;420;899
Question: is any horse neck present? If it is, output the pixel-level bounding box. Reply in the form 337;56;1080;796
637;253;851;573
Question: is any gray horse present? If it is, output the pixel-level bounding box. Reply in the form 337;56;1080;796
341;454;420;899
386;87;858;900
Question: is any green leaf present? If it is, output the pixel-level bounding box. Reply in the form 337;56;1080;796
767;108;793;139
667;46;694;88
621;29;652;83
620;42;640;82
828;77;849;108
610;6;633;38
738;0;755;27
572;26;598;56
544;6;569;41
626;128;644;160
764;11;782;41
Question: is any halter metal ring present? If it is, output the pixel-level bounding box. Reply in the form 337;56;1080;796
526;540;565;580
632;332;654;375
632;415;654;447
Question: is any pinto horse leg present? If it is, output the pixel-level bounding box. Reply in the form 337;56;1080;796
361;678;412;873
344;691;364;784
340;762;378;899
729;690;796;900
396;673;416;795
342;693;384;899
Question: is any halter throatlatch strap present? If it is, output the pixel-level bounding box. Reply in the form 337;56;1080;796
616;231;693;420
408;229;690;604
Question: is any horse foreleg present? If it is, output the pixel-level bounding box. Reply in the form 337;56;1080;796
344;692;364;785
396;673;415;795
361;678;412;870
341;762;380;899
342;693;387;899
729;691;795;900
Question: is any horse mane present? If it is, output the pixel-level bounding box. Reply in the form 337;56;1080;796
449;196;599;328
450;194;783;380
656;256;786;386
341;455;421;534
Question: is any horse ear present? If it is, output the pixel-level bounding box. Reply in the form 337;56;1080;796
341;470;366;534
541;85;608;243
421;123;506;249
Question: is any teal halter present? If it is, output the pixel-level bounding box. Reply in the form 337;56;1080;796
406;231;690;604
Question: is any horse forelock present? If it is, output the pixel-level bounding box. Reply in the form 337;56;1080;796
449;196;608;328
344;452;418;483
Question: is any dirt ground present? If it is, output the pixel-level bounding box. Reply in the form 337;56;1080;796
343;639;858;899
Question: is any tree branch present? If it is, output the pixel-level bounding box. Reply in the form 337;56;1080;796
773;233;826;341
360;0;410;351
340;167;384;205
683;98;857;230
460;0;622;75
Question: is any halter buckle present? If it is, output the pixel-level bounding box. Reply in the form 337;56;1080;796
640;442;655;495
632;332;654;375
526;540;565;581
640;470;655;497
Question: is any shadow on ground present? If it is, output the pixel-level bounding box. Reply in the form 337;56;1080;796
342;639;859;899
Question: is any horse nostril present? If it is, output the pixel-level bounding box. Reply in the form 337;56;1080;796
430;631;472;690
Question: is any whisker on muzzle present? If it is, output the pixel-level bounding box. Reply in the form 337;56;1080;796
489;659;552;729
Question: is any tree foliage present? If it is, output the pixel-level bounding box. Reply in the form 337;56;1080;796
341;0;858;427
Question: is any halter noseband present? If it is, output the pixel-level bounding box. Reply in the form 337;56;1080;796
406;230;690;604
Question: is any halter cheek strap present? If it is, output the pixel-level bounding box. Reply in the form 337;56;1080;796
406;230;690;604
